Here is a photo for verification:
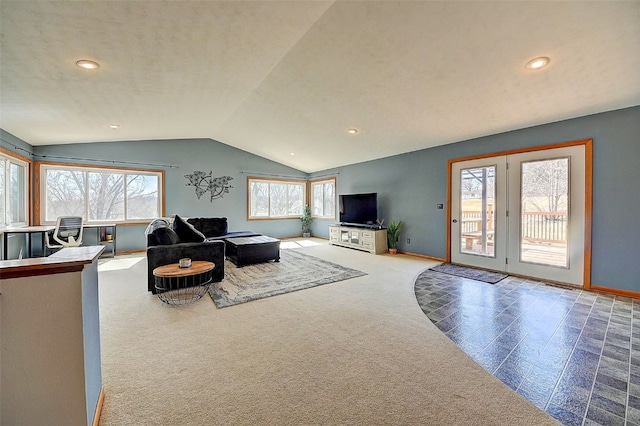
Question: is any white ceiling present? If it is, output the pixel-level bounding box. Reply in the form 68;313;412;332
1;1;639;173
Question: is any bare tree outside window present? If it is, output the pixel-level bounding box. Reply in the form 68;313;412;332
323;183;335;217
248;178;306;219
250;181;270;217
43;166;161;222
461;167;495;200
287;184;303;216
311;179;335;218
520;157;569;266
127;175;159;219
89;172;124;220
2;154;29;226
45;169;86;220
521;158;569;220
10;163;26;223
313;184;323;216
270;183;288;216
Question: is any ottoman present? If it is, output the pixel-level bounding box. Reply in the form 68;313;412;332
225;235;280;267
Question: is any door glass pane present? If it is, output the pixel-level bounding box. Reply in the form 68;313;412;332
520;158;569;267
350;231;359;244
460;166;495;256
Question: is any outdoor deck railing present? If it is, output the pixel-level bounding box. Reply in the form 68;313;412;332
521;211;567;242
461;210;567;242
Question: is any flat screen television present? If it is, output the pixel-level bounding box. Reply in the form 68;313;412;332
339;193;378;226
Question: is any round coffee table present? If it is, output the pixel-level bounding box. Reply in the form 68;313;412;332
153;261;214;305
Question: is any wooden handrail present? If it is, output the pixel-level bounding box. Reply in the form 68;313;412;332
0;246;104;279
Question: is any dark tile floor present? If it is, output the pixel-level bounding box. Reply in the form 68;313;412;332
414;270;640;426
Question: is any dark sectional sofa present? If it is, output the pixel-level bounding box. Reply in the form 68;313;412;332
145;215;259;293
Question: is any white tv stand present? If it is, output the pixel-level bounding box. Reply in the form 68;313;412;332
329;224;388;254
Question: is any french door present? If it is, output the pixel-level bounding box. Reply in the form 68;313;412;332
450;143;588;286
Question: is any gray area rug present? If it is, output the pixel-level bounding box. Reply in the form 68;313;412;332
429;263;508;284
209;249;367;308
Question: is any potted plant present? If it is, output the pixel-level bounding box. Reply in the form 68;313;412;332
386;220;402;254
301;205;312;238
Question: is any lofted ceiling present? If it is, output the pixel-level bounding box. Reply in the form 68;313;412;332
1;1;639;173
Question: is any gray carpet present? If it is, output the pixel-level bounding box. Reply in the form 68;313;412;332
96;244;557;425
209;249;367;308
429;263;508;284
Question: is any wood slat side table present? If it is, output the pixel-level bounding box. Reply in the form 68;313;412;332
153;261;214;305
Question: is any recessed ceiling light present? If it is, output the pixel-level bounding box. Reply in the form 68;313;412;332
109;124;120;129
525;57;550;70
347;128;359;135
290;152;295;156
76;59;100;70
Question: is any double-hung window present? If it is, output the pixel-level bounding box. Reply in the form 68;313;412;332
38;162;163;224
0;150;29;227
310;178;336;219
248;177;306;219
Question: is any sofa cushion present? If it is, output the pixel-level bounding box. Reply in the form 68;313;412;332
153;227;180;245
187;217;228;238
173;214;206;243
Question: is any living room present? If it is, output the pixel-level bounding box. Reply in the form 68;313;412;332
1;2;639;425
3;105;638;294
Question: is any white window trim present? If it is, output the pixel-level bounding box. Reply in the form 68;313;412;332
37;162;164;225
0;149;30;228
310;178;336;220
247;177;307;220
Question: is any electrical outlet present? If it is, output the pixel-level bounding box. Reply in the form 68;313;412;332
407;238;411;244
437;203;444;209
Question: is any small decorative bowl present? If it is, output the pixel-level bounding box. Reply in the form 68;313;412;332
179;258;192;268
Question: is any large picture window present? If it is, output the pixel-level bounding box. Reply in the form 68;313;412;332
310;178;336;219
248;177;306;219
1;149;29;227
38;162;163;224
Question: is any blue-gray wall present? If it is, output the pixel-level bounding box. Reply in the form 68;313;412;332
1;130;33;159
81;260;102;426
311;106;640;292
27;138;308;251
2;105;638;292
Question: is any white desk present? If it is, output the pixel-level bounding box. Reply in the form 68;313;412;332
0;225;54;260
0;223;116;260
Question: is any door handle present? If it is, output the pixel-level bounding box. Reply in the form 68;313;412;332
452;219;458;223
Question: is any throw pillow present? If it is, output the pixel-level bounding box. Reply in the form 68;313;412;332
173;214;206;243
153;227;180;245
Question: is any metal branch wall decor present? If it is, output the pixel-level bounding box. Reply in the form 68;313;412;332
184;171;233;202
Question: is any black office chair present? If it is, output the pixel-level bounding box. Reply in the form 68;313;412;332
45;216;84;255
